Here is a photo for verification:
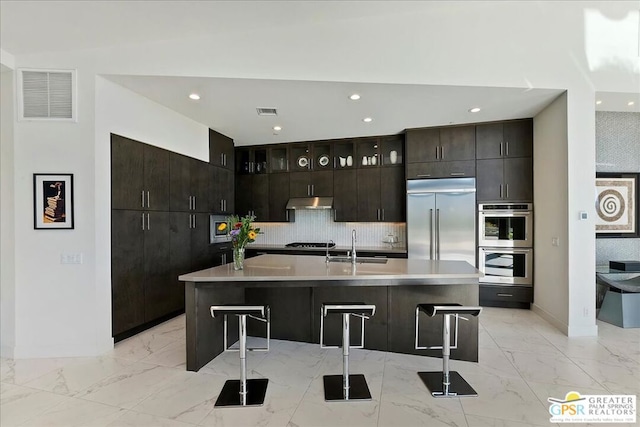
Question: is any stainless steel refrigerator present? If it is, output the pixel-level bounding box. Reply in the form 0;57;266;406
407;178;476;266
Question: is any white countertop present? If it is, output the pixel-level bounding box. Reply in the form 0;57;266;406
247;244;407;254
179;254;480;282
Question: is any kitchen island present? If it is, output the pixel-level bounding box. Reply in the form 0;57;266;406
179;254;481;371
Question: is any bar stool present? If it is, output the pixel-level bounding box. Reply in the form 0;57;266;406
210;305;270;407
320;302;376;401
415;303;482;398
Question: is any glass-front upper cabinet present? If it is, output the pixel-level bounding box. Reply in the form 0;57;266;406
289;143;311;172
235;146;268;174
311;142;332;170
333;140;355;169
269;146;288;173
380;135;404;166
355;137;381;167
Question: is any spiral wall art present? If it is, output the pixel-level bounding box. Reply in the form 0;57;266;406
595;173;638;238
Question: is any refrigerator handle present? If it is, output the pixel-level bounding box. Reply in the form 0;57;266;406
429;208;434;260
435;208;440;260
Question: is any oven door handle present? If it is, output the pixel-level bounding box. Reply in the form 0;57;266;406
479;211;531;216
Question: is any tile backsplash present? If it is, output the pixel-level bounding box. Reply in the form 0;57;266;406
254;209;405;248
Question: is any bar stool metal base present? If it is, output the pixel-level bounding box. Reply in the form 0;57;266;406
323;374;371;401
418;371;478;398
215;378;269;407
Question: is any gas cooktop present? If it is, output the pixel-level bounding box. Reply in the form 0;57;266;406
285;242;336;248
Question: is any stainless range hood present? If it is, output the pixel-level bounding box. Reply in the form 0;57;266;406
285;197;333;210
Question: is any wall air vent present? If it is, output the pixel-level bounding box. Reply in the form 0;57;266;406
256;108;277;116
18;68;76;121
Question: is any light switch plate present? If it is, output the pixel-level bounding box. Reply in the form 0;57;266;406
61;253;83;264
579;211;588;220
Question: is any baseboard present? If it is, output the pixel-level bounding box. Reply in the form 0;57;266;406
0;344;14;359
567;323;598;337
531;303;569;335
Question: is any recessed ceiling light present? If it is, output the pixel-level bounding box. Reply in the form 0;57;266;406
595;100;602;105
349;94;361;101
469;107;481;113
363;117;372;123
273;126;282;131
628;101;635;106
189;93;200;100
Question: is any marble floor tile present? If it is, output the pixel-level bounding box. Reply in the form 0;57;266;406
570;356;640;395
131;371;225;425
140;340;186;369
465;414;554;427
23;356;133;396
106;410;196;427
0;383;68;427
487;332;563;356
377;392;468;427
458;372;553;426
0;357;75;385
74;362;184;409
20;396;127;427
450;347;521;380
107;331;177;362
504;350;607;390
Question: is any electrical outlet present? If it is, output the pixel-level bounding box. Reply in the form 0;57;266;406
551;237;560;247
60;253;83;264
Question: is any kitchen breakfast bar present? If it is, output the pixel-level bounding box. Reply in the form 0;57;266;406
179;254;481;372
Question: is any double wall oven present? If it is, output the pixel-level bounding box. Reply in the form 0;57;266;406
478;203;533;286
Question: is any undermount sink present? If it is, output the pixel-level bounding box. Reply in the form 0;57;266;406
327;256;388;264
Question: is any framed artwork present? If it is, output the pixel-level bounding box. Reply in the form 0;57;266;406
595;172;638;238
33;173;74;230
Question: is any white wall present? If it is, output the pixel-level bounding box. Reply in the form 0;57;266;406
532;93;570;332
1;67;16;357
3;1;638;356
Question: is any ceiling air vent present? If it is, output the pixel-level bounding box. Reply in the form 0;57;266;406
256;107;277;116
18;68;76;121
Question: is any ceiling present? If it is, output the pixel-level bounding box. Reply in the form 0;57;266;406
2;1;638;146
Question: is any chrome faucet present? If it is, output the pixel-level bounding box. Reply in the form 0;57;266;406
325;239;334;263
351;229;357;264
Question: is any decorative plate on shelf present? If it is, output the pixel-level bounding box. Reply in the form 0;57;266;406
297;155;309;168
318;154;330;167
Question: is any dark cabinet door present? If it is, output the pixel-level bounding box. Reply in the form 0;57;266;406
235;174;253;217
252;174;270;221
191;212;213;272
143;145;171;212
143;211;172;322
440;125;475;161
406;160;475;179
380;167;405;222
289;171;311;197
169;212;190;313
190;159;211;213
333;169;357;222
476;159;504;202
216;167;234;214
269;173;291;222
504;157;533;201
209;129;234;169
357;168;381;222
475;123;504;159
111;134;144;210
111;210;145;335
311;170;333;196
169;153;191;212
406;128;439;163
503;120;533;158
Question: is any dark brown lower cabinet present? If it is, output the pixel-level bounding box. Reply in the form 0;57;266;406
333;169;358;222
111;210;145;336
143;211;174;322
269;173;291;222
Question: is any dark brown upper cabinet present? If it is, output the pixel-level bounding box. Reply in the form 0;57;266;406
235;146;268;175
269;145;289;173
333;140;356;170
476;119;533;160
406;125;475;164
209;129;234;170
111;134;170;211
476;157;533;202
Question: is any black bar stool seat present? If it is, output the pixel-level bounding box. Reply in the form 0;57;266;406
320;302;376;402
210;304;270;407
415;302;482;398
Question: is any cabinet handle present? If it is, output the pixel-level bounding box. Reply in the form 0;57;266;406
440;146;444;160
141;213;145;230
506;184;509;199
141;191;145;208
417;174;431;178
220;199;224;212
450;172;465;176
221;153;224;166
497;293;513;297
224;199;227;211
147;213;150;230
147;191;150;208
193;196;196;210
193;214;196;228
435;146;439;160
376;208;380;221
500;184;503;198
381;208;385;221
506;142;509;157
311;184;315;195
499;142;503;157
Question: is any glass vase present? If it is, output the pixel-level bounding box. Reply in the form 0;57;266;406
233;246;245;270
